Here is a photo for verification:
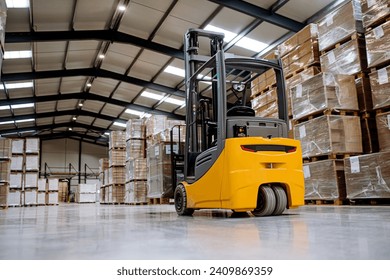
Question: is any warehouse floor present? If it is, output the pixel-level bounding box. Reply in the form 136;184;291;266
0;203;389;260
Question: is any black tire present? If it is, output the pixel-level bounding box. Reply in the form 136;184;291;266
272;186;287;215
174;184;194;216
251;186;276;217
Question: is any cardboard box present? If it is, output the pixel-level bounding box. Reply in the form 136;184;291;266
369;65;390;110
294;115;362;158
344;152;390;199
145;115;167;137
46;191;58;205
8;190;21;206
365;20;390;68
48;178;59;191
77;183;96;193
108;166;126;185
112;185;126;203
125;181;147;203
10;155;23;171
126;119;145;140
99;158;109;173
109;149;126;167
11;139;24;154
290;73;358;120
303;159;346;200
0;185;8;206
317;0;363;51
355;76;373;112
376;112;390;152
109;131;126;149
0;138;11;159
38;178;46;192
25;138;39;154
0;161;10;183
126;158;147;182
58;181;68;202
285;66;321;91
278;23;318;57
320;37;366;75
24;172;38;189
10;173;22;189
24;189;37;206
25;155;39;171
360;0;390;29
361;116;379;154
75;192;96;203
37;192;46;205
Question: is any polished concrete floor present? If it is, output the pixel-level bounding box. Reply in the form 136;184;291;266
0;203;389;260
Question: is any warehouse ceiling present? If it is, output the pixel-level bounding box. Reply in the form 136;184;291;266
0;0;345;146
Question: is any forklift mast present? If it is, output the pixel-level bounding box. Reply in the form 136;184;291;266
180;28;289;184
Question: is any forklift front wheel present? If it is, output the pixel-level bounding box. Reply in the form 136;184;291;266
174;184;194;216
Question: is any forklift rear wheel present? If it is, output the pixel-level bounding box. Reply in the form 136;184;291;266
174;184;194;216
252;186;276;217
272;186;287;215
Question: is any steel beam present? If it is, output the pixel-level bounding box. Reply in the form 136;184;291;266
208;0;304;32
0;122;105;135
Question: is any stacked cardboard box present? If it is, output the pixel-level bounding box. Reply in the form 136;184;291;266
46;178;59;205
376;112;390;152
344;152;390;199
365;20;390;69
23;138;40;206
37;178;46;205
98;158;109;203
125;119;147;204
75;183;96;203
360;0;390;29
290;73;358;120
107;131;126;204
251;88;278;118
303;159;346;200
0;138;11;208
9;139;24;206
58;180;68;202
369;63;390;110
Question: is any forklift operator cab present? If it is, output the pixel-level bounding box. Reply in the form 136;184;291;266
172;29;304;216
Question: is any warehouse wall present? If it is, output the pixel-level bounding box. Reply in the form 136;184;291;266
40;139;108;197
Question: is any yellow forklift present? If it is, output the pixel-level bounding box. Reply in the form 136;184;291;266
171;29;304;216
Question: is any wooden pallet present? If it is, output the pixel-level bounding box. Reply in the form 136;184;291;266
365;15;390;31
349;198;390;206
148;197;172;205
303;153;358;163
125;202;148;206
305;199;346;205
293;109;359;124
320;32;363;55
250;84;276;98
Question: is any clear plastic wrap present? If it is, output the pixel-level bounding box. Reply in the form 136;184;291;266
355;76;373;112
278;23;318;57
369;65;390;109
251;88;279;118
75;193;95;203
46;191;58;205
24;172;38;188
290;73;358;120
99;158;109;173
8;190;21;206
0;185;8;206
58;181;68;202
294;115;362;158
108;166;126;185
126;119;145;140
11;139;24;154
376;112;390;152
285;66;321;90
10;155;23;171
48;178;59;191
320;38;365;75
0;138;11;159
109;131;126;149
250;69;277;97
126;158;147;182
37;192;45;205
109;149;126;167
145;115;167;137
303;159;346;200
281;39;320;78
360;0;390;29
146;143;173;198
344;152;390;199
24;189;37;206
111;185;125;203
38;178;46;192
25;155;39;171
25;138;39;154
317;0;363;51
365;20;390;68
77;183;96;193
10;173;22;189
125;181;147;203
0;160;10;183
126;138;145;161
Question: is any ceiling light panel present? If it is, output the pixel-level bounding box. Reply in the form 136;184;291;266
4;50;32;59
5;0;29;8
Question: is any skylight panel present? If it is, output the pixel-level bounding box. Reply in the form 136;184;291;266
4;50;32;59
6;0;29;8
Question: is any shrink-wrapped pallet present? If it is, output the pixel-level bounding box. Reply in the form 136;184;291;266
365;21;390;68
99;158;109;173
0;184;8;206
109;149;126;166
48;178;59;191
25;155;39;171
108;166;126;185
25;138;39;153
37;192;45;205
317;0;363;51
294;115;362;158
109;131;126;149
126;139;145;161
24;172;38;189
24;189;37;206
11;139;24;154
145;115;167;137
10;173;21;189
38;178;46;192
278;23;318;57
285;66;321;91
0;138;11;159
320;37;366;75
360;0;390;29
303;159;346;200
46;191;58;205
8;190;21;206
10;155;23;171
0;161;10;183
344;152;390;199
126;158;147;182
125;181;147;204
126;119;145;140
112;185;125;203
355;76;373;112
369;65;390;109
290;73;358;120
251;88;279;118
376;112;390;152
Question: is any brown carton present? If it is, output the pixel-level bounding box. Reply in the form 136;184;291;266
303;159;346;200
125;181;147;204
376;112;390;152
365;20;390;68
360;0;390;29
278;23;318;57
290;73;358;120
320;37;366;75
344;152;390;199
355;76;373;112
294;115;362;158
369;65;390;109
317;0;364;51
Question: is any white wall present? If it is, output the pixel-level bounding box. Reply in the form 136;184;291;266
40;139;108;196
